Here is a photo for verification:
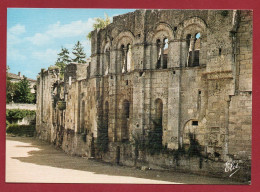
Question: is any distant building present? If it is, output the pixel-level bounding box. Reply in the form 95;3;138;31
7;72;37;93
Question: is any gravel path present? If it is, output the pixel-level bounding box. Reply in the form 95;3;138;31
6;136;243;184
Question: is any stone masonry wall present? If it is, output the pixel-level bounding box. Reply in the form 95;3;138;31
36;10;252;181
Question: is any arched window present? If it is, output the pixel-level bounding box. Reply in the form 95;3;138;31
126;44;132;72
122;100;130;141
187;33;200;67
163;38;168;69
156;38;168;69
193;33;200;66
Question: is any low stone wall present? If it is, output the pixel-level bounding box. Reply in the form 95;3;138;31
6;103;36;110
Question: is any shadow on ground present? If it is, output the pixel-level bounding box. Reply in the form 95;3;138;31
7;136;244;184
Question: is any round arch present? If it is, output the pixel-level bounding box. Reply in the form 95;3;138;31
176;17;207;39
147;22;175;44
112;31;135;49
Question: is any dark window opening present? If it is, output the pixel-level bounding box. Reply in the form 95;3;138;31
174;27;177;31
219;48;222;56
192;121;199;126
198;90;201;94
125;80;128;85
138;34;141;38
173;70;176;74
139;72;143;77
193;33;200;67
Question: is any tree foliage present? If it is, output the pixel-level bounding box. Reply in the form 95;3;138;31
6;80;18;103
14;78;35;103
6;66;36;104
87;13;111;40
6;65;15;103
55;47;71;79
72;41;86;63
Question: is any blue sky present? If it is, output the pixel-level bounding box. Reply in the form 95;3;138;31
7;8;135;79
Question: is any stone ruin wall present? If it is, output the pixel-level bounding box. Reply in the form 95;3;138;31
36;10;252;181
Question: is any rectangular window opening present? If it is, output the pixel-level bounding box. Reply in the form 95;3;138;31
192;121;199;126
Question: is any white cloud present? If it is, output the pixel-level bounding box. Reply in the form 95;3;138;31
7;47;27;61
32;48;59;63
7;24;26;45
9;24;26;35
26;18;95;46
26;33;50;46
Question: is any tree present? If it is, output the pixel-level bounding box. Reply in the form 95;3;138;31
6;65;17;103
55;47;71;78
14;78;35;104
72;41;86;63
6;80;18;103
87;13;111;40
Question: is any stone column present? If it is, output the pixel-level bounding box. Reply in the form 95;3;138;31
191;35;196;66
151;44;157;69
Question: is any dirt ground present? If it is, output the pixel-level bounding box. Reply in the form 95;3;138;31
6;136;244;184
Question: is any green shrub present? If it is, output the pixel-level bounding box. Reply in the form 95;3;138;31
6;109;35;124
6;124;35;137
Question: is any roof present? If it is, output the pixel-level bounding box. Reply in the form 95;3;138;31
7;72;37;82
